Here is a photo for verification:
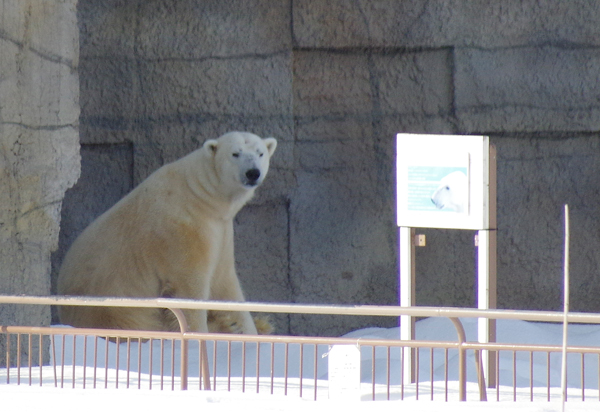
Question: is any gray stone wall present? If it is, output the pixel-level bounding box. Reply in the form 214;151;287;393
0;0;80;365
53;0;600;337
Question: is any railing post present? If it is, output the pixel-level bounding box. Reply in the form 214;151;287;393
168;308;189;390
449;317;467;401
200;340;211;390
474;349;488;401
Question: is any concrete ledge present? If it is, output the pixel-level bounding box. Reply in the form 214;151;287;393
456;47;600;132
294;0;600;49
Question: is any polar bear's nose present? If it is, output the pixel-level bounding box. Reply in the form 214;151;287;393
245;168;261;184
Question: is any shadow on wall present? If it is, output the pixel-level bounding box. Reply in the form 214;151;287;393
50;143;134;323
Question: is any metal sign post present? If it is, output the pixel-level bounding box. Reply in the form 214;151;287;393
476;229;497;387
399;226;416;383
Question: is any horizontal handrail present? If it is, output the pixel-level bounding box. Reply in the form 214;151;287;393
1;294;600;325
0;324;461;348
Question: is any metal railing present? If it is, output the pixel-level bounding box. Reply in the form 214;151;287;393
2;295;600;402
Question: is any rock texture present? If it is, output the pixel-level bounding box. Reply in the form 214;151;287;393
0;0;80;365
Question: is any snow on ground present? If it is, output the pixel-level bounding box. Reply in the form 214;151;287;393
2;384;591;412
2;317;600;411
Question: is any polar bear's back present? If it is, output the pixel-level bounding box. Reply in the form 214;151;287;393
56;161;215;330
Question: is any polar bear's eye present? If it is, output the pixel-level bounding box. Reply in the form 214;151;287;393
232;153;240;158
259;152;264;158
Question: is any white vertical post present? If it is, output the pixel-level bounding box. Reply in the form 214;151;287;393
561;204;570;411
477;229;497;388
477;142;497;387
399;226;416;383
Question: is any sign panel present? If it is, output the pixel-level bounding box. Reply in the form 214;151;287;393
396;134;493;230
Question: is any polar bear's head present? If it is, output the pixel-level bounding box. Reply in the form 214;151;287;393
430;171;468;214
203;131;277;196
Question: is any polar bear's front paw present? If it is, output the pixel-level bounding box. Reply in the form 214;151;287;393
253;315;274;335
207;312;244;334
207;312;274;334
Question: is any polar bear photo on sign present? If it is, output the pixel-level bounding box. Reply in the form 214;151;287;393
57;131;276;335
430;170;468;214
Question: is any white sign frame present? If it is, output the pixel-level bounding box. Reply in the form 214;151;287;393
396;134;494;230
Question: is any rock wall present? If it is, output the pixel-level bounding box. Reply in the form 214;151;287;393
53;0;600;336
0;0;80;365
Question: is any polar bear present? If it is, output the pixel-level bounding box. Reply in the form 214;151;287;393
430;171;468;213
57;131;277;335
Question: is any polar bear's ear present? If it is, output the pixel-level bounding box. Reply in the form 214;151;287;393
263;137;277;156
203;139;219;155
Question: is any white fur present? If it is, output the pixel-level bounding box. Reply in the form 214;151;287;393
57;131;277;334
430;171;468;213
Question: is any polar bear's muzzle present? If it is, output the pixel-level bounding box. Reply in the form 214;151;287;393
242;168;262;187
